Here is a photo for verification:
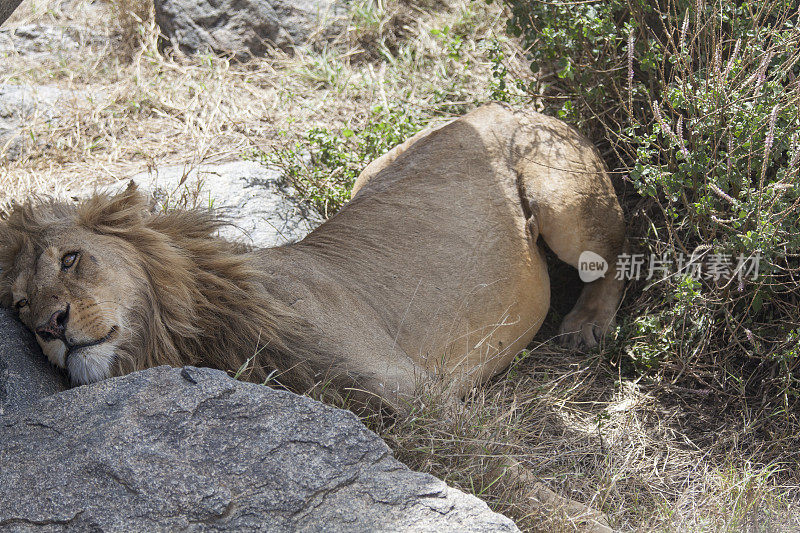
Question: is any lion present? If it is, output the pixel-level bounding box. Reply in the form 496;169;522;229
0;103;626;413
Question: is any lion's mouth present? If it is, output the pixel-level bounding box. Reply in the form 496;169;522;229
65;325;119;361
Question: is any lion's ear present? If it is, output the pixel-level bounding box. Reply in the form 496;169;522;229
78;183;150;231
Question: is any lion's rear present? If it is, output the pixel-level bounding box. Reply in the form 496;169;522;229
299;106;551;391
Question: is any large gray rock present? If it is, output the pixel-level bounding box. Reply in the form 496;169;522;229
98;161;323;247
0;366;519;532
0;309;68;417
154;0;345;56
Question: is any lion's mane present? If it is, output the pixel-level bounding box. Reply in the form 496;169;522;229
0;187;344;392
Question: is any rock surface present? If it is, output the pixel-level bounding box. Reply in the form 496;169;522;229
0;84;104;161
0;0;23;28
0;84;61;161
154;0;345;56
0;309;68;417
96;161;322;247
0;23;105;58
0;366;519;532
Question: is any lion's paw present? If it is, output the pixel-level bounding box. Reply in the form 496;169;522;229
558;307;614;351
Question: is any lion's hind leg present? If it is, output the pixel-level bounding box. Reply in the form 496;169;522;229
514;115;626;350
535;203;625;350
557;254;625;350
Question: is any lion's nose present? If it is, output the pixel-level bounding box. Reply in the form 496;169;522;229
35;305;70;343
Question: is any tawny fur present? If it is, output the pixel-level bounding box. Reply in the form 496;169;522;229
0;103;626;414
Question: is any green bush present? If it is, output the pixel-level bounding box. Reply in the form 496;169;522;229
503;0;800;420
255;105;427;217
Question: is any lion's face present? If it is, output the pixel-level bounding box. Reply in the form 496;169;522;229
4;222;143;384
0;187;159;385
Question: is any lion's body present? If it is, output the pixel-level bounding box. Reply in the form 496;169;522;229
264;106;556;398
0;103;625;411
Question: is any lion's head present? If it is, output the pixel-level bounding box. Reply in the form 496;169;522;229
0;184;323;388
0;186;159;383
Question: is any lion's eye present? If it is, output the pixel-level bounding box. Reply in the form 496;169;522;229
61;252;79;270
15;298;28;309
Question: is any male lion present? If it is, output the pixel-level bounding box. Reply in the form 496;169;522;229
0;103;625;412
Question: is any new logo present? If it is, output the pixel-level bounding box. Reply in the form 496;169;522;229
578;250;608;282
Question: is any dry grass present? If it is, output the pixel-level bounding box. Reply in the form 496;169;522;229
394;345;800;531
0;0;518;203
2;1;799;531
368;291;800;531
